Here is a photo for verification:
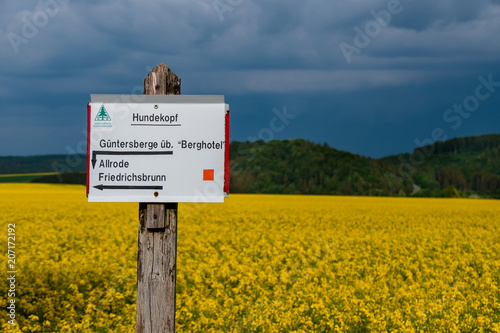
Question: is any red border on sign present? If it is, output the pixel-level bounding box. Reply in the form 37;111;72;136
224;109;230;195
86;103;91;197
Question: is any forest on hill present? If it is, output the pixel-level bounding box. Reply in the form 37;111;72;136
1;134;499;198
229;134;500;198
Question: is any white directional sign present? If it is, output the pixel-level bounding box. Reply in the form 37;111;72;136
87;95;229;203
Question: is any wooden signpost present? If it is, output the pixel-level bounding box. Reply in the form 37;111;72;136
137;64;180;333
86;63;229;332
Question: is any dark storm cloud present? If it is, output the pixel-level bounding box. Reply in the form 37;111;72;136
0;0;499;156
390;0;492;30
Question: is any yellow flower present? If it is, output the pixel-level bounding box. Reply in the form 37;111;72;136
0;184;498;332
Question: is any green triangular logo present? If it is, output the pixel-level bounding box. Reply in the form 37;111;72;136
95;105;111;121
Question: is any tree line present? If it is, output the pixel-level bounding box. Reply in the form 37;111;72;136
1;134;498;199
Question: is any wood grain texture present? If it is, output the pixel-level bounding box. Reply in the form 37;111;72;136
143;63;181;96
137;64;180;333
146;204;165;230
137;203;177;333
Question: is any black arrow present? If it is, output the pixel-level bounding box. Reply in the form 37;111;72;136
93;184;163;191
91;150;173;169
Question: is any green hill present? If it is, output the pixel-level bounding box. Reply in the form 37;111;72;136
229;140;398;196
0;134;498;198
230;134;500;198
382;134;500;198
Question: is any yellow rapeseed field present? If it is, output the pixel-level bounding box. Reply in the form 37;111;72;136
1;183;499;332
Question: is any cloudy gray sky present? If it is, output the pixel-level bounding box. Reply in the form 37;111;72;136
1;0;499;157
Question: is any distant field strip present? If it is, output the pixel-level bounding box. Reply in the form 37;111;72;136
0;184;499;332
0;172;58;183
0;172;58;177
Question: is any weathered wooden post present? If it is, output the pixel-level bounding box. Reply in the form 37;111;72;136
137;63;180;333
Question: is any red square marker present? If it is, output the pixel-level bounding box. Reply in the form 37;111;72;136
203;169;214;181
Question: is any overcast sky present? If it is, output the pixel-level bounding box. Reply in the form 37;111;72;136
1;0;499;158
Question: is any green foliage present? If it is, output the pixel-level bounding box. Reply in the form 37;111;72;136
441;185;462;198
230;139;401;196
229;135;500;198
